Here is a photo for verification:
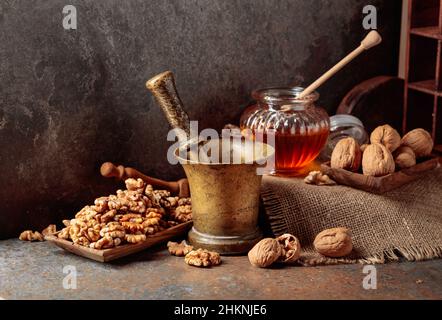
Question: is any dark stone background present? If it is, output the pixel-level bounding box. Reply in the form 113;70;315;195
0;0;402;239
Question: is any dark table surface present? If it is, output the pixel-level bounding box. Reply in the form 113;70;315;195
1;239;441;300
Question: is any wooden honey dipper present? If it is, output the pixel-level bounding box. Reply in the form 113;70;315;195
297;31;382;99
100;162;190;198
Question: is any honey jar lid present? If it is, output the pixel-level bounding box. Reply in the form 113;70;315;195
330;114;365;131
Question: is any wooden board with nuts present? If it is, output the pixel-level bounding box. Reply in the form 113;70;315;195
45;221;192;262
44;177;193;262
321;126;440;193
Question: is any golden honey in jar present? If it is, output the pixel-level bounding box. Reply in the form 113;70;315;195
240;87;330;176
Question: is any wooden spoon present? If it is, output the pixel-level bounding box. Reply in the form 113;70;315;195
100;162;190;198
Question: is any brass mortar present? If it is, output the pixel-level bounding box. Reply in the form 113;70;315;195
175;139;274;255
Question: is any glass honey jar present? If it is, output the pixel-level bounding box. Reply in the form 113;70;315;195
240;87;330;176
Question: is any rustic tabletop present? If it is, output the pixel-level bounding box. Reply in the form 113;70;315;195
1;239;441;300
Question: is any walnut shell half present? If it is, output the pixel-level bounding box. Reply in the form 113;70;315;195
248;238;282;268
370;124;401;152
276;234;301;263
330;137;362;172
362;143;395;177
401;128;434;158
313;227;352;258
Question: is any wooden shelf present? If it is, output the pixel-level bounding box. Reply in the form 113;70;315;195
410;26;442;40
404;0;442;145
408;79;442;96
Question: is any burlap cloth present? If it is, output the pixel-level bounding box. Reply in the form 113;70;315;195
261;167;442;266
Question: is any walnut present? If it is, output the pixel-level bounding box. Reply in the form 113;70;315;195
108;190;149;213
178;197;191;206
167;240;194;256
167;196;179;207
304;171;336;186
99;223;125;238
75;206;98;220
313;227;352;258
19;230;44;241
62;220;71;227
276;234;301;263
125;234;146;243
360;144;368;152
113;237;122;247
394;146;416;169
121;221;145;233
184;249;221;267
73;236;90;246
248;238;282;268
93;235;114;249
58;226;71;239
99;209;117;224
120;213;142;222
125;178;145;193
170;205;192;223
145;184;171;207
93;197;109;213
362;143;395;177
330;137;362;172
42;224;57;236
370;124;401;152
142;211;162;227
87;228;101;242
401;128;434;158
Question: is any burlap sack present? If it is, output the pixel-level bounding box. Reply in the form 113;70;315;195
261;167;442;266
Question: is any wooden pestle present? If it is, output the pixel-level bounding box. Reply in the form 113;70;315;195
100;162;190;198
298;31;382;99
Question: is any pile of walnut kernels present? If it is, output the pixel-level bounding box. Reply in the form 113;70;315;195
57;178;192;249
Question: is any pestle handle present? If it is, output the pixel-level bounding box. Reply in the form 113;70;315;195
100;162;181;194
145;70;210;163
298;31;382;99
146;71;190;143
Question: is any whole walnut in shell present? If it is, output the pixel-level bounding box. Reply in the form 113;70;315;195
393;146;416;169
362;143;395;177
313;227;352;258
401;128;434;158
330;137;362;172
370;124;401;152
248;238;282;268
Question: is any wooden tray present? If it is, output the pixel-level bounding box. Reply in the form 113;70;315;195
45;221;192;262
321;156;440;194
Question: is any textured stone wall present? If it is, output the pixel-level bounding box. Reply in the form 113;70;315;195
0;0;402;238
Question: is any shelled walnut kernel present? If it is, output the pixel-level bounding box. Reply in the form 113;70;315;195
54;178;192;249
19;230;44;242
168;240;194;256
184;249;221;267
